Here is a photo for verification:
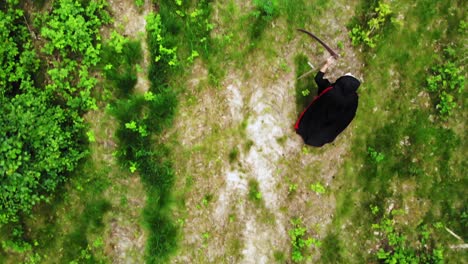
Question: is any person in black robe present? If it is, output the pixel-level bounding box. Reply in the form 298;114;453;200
295;57;361;147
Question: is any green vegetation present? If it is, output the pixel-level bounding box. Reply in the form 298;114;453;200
367;146;385;163
1;0;114;261
320;232;343;263
328;0;467;262
1;91;90;229
102;39;141;97
1;0;108;235
248;179;263;202
289;218;321;262
426;47;465;117
40;0;111;110
349;1;394;48
274;250;286;262
372;209;444;263
105;12;179;263
249;0;279;40
109;1;215;262
229;147;240;163
134;0;144;8
288;183;298;195
310;182;326;194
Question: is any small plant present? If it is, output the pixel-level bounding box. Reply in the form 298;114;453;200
202;232;211;244
433;222;444;229
248;179;262;202
104;64;113;71
187;50;200;63
69;237;106;264
244;140;254;151
289;218;321;262
176;218;185;227
370;204;380;215
280;61;291;72
249;0;278;40
129;161;137;173
301;89;310;97
436;92;456;116
337;40;344;50
135;0;144;8
229;214;236;223
144;91;156;101
229;147;239;163
310;182;326;194
349;1;392;48
201;194;213;206
426;47;465;118
86;130;96;142
289;183;298;194
274;250;286;262
125;120;148;137
252;0;278;21
458;20;467;33
1;227;32;253
146;13;179;67
120;195;128;206
109;30;129;53
367;147;385;163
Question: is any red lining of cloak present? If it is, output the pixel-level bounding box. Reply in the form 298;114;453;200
294;86;333;130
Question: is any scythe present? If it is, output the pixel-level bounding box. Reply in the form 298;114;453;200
297;28;340;59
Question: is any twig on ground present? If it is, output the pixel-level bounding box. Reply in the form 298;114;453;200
445;227;464;242
297;61;315;80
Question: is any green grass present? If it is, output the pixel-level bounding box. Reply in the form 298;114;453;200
248;0;279;41
0;150;114;263
274;250;286;262
320;232;343;263
101;40;142;98
229;147;240;163
109;33;178;264
277;0;330;31
327;0;467;262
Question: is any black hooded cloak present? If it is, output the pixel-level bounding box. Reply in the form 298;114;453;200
295;71;360;147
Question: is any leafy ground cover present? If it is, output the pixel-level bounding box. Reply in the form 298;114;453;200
1;0;110;261
327;0;467;262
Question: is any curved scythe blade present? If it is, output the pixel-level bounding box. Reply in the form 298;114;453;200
297;28;339;59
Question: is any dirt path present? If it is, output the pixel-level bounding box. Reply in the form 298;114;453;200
171;2;363;262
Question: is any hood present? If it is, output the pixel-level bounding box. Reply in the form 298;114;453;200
335;76;361;95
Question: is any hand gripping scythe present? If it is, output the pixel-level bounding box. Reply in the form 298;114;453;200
296;29;339;80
